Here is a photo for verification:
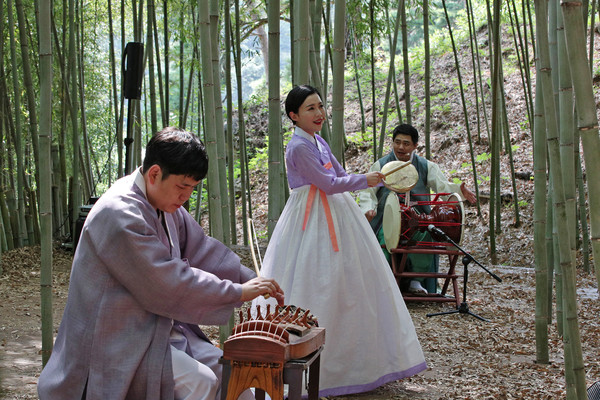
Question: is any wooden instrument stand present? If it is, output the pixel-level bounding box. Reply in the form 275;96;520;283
390;245;461;308
219;306;325;400
219;346;323;400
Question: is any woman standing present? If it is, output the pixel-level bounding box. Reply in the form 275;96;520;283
254;85;427;397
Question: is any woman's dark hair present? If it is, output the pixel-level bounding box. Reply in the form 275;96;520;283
392;124;419;145
284;85;322;124
142;127;208;181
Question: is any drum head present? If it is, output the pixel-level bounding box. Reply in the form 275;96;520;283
381;161;419;193
382;193;401;251
447;192;465;245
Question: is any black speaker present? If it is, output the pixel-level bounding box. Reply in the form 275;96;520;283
123;42;144;100
73;197;98;253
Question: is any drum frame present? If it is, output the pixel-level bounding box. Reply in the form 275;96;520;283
382;192;465;307
384;192;465;249
399;201;463;248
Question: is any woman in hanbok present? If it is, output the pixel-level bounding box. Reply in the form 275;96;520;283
253;85;427;397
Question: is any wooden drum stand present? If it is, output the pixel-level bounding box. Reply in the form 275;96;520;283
219;305;325;400
390;245;461;308
383;192;465;307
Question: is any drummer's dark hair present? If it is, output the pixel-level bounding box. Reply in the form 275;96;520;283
285;85;322;124
392;124;419;144
142;126;208;181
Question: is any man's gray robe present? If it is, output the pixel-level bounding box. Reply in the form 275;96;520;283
38;170;254;399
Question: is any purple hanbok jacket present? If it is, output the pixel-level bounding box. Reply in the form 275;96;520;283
285;128;367;193
38;169;255;400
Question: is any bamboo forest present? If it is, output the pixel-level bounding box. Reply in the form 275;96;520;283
1;0;600;398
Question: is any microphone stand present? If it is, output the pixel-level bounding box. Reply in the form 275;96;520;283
425;225;502;322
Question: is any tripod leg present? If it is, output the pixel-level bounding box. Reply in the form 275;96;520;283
465;311;489;322
458;302;488;322
426;309;459;318
427;257;489;321
427;305;488;321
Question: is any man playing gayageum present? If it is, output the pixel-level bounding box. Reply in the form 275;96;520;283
359;123;476;294
38;127;284;400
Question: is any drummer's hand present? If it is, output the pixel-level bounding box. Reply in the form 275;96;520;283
365;210;376;222
460;183;477;204
241;277;285;304
366;171;384;187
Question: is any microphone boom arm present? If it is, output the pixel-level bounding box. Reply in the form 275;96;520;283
427;224;501;282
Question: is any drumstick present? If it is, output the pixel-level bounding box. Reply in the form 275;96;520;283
247;218;270;299
382;161;411;178
250;219;264;268
246;218;261;276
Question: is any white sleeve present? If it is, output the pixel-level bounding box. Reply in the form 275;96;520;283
358;160;382;214
426;160;464;200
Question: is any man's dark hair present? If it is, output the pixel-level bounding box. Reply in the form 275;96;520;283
392;124;419;145
285;85;322;124
142;127;208;181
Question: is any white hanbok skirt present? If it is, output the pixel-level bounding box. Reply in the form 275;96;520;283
253;185;427;397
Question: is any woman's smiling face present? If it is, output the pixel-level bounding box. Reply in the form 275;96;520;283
288;93;326;135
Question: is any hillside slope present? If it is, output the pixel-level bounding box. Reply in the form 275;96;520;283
244;27;554;269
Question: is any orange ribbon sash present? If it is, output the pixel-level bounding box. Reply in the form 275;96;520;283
302;162;339;252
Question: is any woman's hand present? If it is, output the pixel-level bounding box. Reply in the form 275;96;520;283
365;171;385;187
241;277;285;305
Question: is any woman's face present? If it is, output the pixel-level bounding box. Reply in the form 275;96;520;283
289;93;326;135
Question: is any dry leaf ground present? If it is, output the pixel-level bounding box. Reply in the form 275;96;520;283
1;242;599;399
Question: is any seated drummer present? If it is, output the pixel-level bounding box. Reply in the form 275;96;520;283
358;123;476;294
